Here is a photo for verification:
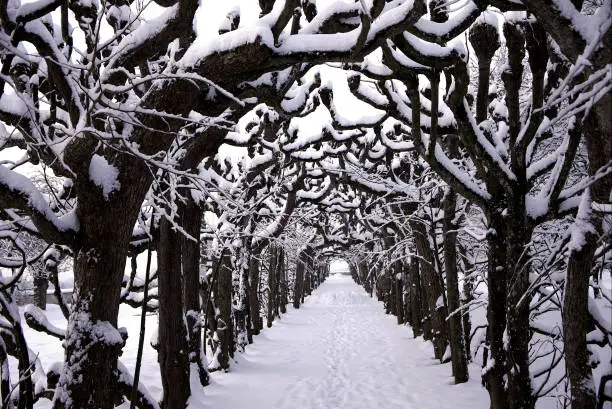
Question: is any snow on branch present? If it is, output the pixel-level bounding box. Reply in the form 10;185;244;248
0;165;77;245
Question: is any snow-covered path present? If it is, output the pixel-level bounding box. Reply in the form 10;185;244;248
197;274;488;409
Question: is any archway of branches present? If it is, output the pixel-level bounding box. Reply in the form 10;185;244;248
0;1;610;409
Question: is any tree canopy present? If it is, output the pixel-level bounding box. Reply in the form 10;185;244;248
0;1;610;409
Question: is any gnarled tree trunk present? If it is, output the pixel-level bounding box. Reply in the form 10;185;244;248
53;164;151;409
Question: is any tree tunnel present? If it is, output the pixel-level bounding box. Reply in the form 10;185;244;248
0;1;609;409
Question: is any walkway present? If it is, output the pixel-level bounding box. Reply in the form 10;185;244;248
198;274;488;409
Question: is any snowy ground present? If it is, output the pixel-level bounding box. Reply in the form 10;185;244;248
195;273;488;409
24;273;490;408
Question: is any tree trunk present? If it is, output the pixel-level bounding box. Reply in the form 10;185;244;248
244;276;253;345
233;242;250;351
279;254;288;314
476;56;492;123
267;246;278;327
53;192;140;409
458;243;474;362
483;209;535;409
293;250;305;309
403;261;413;327
443;190;469;383
408;256;423;338
54;248;126;409
181;199;209;387
201;265;218;368
394;267;404;325
562;90;612;409
411;219;448;360
214;248;233;370
274;246;284;318
158;216;190;409
360;261;372;296
483;214;509;409
505;212;534;409
350;263;359;283
248;247;263;335
378;272;392;314
563;190;599;409
32;272;48;310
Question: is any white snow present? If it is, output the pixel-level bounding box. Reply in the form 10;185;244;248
89;154;121;200
21;275;489;409
329;259;350;274
0;163;78;232
194;274;487;409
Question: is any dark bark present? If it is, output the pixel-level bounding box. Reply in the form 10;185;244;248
483;214;508;409
248;247;263;334
201;259;218;368
53;167;148;409
350;263;360;284
469;21;499;123
563;199;598;409
213;248;233;370
293;249;305;309
181;198;209;387
505;213;534;409
15;320;34;409
158;216;190;409
443;190;469;384
304;267;312;297
360;261;372;296
458;243;474;362
483;205;535;409
408;256;423;338
559;20;611;405
0;343;10;406
503;23;535;409
245;275;253;345
388;272;397;316
562;91;611;409
279;254;288;314
403;262;413;327
267;246;278;327
32;272;47;310
274;246;284;318
410;218;447;360
233;243;250;351
394;267;404;325
377;271;392;314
